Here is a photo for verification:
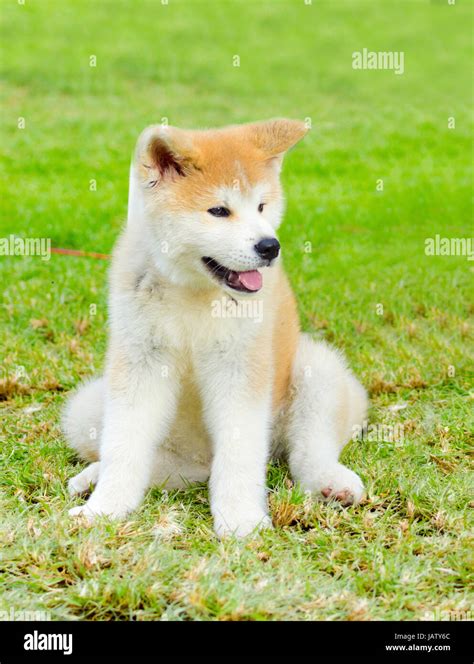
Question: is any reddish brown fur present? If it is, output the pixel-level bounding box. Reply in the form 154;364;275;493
138;120;307;213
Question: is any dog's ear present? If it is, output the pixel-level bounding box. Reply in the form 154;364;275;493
135;125;197;187
246;118;309;171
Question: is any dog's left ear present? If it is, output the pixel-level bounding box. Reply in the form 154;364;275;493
246;118;309;171
134;125;198;188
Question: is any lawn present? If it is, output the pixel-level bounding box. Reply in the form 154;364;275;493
0;0;472;621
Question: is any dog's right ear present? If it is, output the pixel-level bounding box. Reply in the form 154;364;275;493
135;125;197;188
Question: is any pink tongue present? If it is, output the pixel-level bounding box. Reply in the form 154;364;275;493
231;269;262;291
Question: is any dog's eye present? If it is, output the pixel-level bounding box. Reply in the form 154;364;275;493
258;203;265;213
207;207;231;217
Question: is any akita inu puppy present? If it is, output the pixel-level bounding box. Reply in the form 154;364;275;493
63;119;367;537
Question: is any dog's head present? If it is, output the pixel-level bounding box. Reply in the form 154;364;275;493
130;119;308;294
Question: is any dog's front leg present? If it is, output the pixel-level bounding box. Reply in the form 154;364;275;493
69;352;178;521
197;351;273;538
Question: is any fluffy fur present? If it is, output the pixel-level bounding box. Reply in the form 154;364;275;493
62;119;368;537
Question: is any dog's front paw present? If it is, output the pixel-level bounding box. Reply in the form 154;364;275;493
68;462;100;497
213;507;272;539
312;463;365;506
68;504;98;524
68;496;130;524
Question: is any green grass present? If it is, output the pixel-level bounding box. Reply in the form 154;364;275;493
1;0;473;621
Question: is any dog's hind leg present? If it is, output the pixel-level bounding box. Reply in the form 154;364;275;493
284;334;368;505
61;378;104;462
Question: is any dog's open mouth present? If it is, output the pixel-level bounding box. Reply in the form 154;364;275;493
202;257;263;293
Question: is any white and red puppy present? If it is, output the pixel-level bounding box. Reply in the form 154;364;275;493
63;119;367;537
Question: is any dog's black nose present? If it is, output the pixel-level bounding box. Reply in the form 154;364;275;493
254;237;280;261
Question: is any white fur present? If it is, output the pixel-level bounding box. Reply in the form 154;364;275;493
63;125;368;536
284;336;367;504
